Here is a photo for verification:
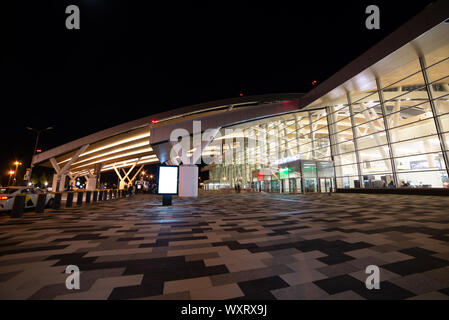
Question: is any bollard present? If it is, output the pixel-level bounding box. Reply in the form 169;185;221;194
85;191;91;204
93;190;98;203
109;189;113;200
98;190;103;201
36;193;47;213
114;189;117;199
54;192;62;209
10;194;26;218
66;191;74;208
76;191;83;206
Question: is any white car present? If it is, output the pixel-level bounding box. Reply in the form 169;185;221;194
0;186;55;212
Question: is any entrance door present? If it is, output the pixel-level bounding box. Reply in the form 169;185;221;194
289;178;297;193
304;178;317;192
319;178;333;193
303;162;317;193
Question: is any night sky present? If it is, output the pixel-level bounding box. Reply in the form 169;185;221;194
0;0;435;185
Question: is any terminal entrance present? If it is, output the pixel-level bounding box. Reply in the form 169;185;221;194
319;177;333;193
253;160;335;194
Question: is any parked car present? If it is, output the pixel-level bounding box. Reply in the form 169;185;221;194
0;186;55;212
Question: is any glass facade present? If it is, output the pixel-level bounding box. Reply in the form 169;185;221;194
207;109;335;193
207;44;449;192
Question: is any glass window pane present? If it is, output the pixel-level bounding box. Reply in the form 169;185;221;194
330;106;350;124
354;120;385;138
439;113;449;133
299;142;312;154
317;162;334;177
443;133;449;150
312;125;328;136
434;94;449;115
360;159;392;175
358;146;391;162
356;132;388;150
336;176;359;189
333;117;352;132
363;174;394;188
383;91;429;115
391;135;442;158
333;127;354;143
430;76;449;99
335;164;358;176
397;170;448;188
385;102;433;128
352;103;383;126
335;140;356;155
395;152;446;171
389;119;438;144
335;152;357;166
314;147;331;160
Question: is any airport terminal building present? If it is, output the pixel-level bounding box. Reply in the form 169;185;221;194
32;1;449;195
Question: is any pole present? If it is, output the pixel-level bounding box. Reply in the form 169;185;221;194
13;163;19;186
28;130;41;185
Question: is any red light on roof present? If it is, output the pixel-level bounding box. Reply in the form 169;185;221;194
36;149;42;153
151;120;159;124
312;80;318;86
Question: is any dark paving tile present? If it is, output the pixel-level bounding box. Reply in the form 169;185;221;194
383;256;449;276
314;275;364;295
353;281;415;300
238;276;290;300
318;253;355;265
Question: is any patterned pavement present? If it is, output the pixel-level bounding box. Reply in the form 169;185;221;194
1;190;449;300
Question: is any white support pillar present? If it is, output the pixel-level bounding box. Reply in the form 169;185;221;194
52;173;66;192
86;176;97;190
113;165;127;189
68;172;80;189
49;144;89;192
128;165;144;185
112;159;143;188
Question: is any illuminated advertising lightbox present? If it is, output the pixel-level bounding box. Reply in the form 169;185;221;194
158;166;179;195
279;168;289;179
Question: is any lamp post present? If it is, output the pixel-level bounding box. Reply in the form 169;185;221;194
13;161;21;185
26;126;53;185
8;170;15;186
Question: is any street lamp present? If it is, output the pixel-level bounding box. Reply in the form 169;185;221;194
26;126;53;185
13;161;22;185
7;170;15;186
